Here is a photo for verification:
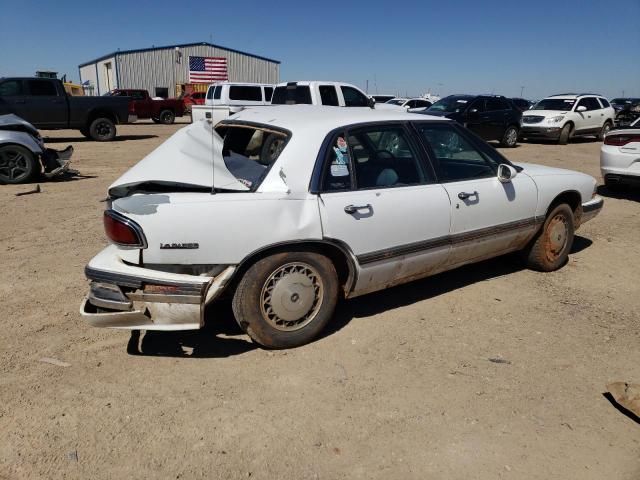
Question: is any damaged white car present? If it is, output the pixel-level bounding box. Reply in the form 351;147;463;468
81;106;603;348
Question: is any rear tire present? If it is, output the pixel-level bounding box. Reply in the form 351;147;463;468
232;252;339;349
558;123;572;145
159;110;175;124
500;125;519;147
0;145;38;184
89;117;116;141
523;203;575;272
597;121;612;141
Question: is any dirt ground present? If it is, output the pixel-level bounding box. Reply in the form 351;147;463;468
1;120;639;480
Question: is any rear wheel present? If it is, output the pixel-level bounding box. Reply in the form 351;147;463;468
523;203;575;271
500;125;519;147
89;117;116;141
0;145;38;184
159;110;175;124
558;123;572;145
232;252;339;349
597;121;612;141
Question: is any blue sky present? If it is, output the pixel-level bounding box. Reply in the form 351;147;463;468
1;0;638;99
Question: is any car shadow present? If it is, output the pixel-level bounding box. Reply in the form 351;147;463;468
43;135;158;143
597;184;640;202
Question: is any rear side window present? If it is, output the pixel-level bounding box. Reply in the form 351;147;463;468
271;85;313;105
319;85;339;106
130;91;145;100
322;132;353;191
27;80;58;96
0;80;23;96
341;86;369;107
264;86;273;101
229;86;262;102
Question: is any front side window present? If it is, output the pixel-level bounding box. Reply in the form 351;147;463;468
418;124;498;182
341;86;369;107
576;97;600;111
27;80;57;96
229;86;262;102
468;98;486;113
0;80;23;96
348;126;427;189
319;85;339;106
215;124;289;191
599;98;610;108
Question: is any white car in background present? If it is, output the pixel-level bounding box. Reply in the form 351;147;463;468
191;82;274;124
376;97;433;111
601;117;640;188
521;94;615;144
81;106;603;349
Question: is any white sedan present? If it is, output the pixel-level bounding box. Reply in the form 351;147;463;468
601;117;640;188
81;106;603;348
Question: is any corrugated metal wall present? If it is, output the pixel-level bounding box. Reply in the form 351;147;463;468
79;56;116;95
115;45;279;97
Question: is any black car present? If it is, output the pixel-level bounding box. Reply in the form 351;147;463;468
416;95;522;147
511;97;533;112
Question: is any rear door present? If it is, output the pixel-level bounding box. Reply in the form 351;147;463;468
317;123;452;295
415;122;538;267
484;97;511;140
0;79;30;119
24;79;67;127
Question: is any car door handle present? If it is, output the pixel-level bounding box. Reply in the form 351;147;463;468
458;191;478;200
344;204;371;214
14;99;26;104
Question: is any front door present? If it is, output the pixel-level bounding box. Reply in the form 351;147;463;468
415;123;538;267
317;124;452;296
464;98;490;139
24;79;67;128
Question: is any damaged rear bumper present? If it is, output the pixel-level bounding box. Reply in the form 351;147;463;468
80;245;235;330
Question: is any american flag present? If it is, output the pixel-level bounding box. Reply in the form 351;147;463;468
188;56;228;83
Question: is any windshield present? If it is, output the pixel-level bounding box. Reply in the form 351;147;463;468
532;98;576;111
385;99;406;106
427;96;472;113
215;124;289;190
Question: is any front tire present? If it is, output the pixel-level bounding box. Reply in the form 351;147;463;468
0;145;38;184
500;125;519;147
232;252;339;349
159;110;175;124
558;123;572;145
523;204;575;272
89;117;116;141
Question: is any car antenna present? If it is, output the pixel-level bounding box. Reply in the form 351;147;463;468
210;120;216;195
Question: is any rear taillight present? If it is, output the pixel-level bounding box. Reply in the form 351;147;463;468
128;101;136;114
103;210;147;248
605;134;640;146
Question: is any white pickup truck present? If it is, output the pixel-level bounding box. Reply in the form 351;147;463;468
190;82;274;124
191;81;375;124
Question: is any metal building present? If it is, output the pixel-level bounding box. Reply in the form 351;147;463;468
78;41;280;97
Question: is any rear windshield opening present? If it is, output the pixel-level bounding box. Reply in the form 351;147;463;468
215;125;290;190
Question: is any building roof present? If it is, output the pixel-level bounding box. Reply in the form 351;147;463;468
78;41;280;68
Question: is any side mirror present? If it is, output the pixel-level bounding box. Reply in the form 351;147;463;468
576;105;587;112
368;97;375;109
497;164;518;183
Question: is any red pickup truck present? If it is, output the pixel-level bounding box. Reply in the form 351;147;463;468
104;89;185;124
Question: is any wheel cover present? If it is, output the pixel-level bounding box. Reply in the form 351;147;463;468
545;214;569;261
96;121;113;137
506;128;518;145
260;262;324;332
0;148;30;182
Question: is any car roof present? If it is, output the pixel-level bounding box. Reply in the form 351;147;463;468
227;105;448;132
274;81;358;87
547;93;604;99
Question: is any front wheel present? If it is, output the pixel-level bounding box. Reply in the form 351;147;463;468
159;110;175;124
523;204;575;272
232;252;339;349
500;126;519;147
89;117;116;141
558;123;572;145
0;145;38;184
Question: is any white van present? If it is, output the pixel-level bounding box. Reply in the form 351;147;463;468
191;82;274;124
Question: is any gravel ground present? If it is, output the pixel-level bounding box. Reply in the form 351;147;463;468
1;121;639;480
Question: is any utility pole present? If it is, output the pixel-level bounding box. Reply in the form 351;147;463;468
366;79;369;94
520;86;525;97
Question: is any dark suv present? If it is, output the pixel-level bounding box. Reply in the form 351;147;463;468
416;95;522;147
